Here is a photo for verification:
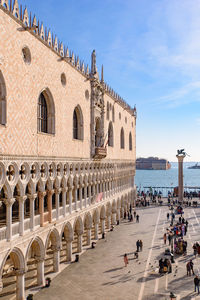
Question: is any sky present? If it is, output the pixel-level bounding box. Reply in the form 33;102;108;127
20;0;200;162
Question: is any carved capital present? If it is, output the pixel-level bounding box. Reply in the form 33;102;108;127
62;187;67;193
55;188;61;195
16;195;27;203
27;193;37;201
38;191;46;198
3;198;15;207
47;190;54;196
51;245;60;252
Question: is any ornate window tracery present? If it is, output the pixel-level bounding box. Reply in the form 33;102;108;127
73;105;84;140
108;122;114;147
120;127;125;149
129;132;132;151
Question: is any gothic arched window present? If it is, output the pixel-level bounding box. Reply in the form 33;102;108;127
129;132;132;151
120;127;125;149
0;70;7;125
108;122;114;147
107;102;109;120
73;105;84;140
38;89;55;134
112;106;115;122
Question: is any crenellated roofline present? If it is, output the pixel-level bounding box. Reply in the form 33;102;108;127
0;0;137;117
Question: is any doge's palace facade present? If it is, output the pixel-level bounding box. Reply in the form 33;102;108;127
0;1;136;299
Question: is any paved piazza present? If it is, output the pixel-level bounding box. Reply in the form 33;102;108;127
35;204;200;300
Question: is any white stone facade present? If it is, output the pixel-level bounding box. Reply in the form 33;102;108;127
0;2;136;299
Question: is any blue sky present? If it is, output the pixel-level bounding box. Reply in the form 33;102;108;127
21;0;200;161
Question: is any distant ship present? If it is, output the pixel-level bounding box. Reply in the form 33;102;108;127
188;163;200;169
136;157;171;170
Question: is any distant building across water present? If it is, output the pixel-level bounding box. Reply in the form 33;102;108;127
136;157;171;170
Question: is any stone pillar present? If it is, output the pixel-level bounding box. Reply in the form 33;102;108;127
69;188;72;214
55;189;60;220
101;218;105;234
107;215;111;230
112;212;117;225
102;182;105;199
96;183;99;195
88;185;91;205
74;186;78;210
39;192;46;227
47;190;53;223
176;153;186;202
4;198;15;241
121;207;124;218
66;241;72;262
117;208;121;221
79;185;83;210
52;247;60;273
86;228;91;245
37;259;45;286
84;185;87;208
94;223;99;240
17;196;27;236
16;269;25;300
28;193;37;231
77;234;82;253
62;188;67;217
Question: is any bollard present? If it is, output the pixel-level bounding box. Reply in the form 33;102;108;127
170;292;176;299
27;294;33;300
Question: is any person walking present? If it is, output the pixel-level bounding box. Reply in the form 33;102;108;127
186;261;191;276
194;275;200;294
133;211;136;218
124;254;129;267
190;260;195;275
163;233;167;245
136;240;140;252
139;240;143;251
136;214;139;223
167;212;169;220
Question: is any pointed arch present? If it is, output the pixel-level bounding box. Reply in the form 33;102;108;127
0;247;25;279
25;236;45;262
37;88;55;134
73;105;84;140
120;127;125;149
0;70;7;125
129;132;132;150
112;105;115;122
106;102;109;120
108;121;114;147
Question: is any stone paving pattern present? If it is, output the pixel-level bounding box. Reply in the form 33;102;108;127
35;204;200;300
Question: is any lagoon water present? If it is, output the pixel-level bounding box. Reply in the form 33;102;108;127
135;162;200;196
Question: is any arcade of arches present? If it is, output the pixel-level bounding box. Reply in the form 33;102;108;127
0;160;136;300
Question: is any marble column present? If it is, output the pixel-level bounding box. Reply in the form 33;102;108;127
79;185;83;210
68;188;72;214
28;193;37;231
77;234;82;253
47;190;53;223
52;247;60;273
55;189;60;220
74;186;78;210
107;215;111;230
39;192;46;227
112;212;117;225
102;182;105;199
66;241;72;262
4;198;15;241
17;196;27;236
84;185;87;208
88;185;91;205
94;223;99;240
16;269;25;300
101;218;105;234
117;208;121;221
86;228;91;245
176;154;186;202
62;188;67;217
37;259;45;286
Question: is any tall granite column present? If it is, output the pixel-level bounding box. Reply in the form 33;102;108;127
176;153;186;203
